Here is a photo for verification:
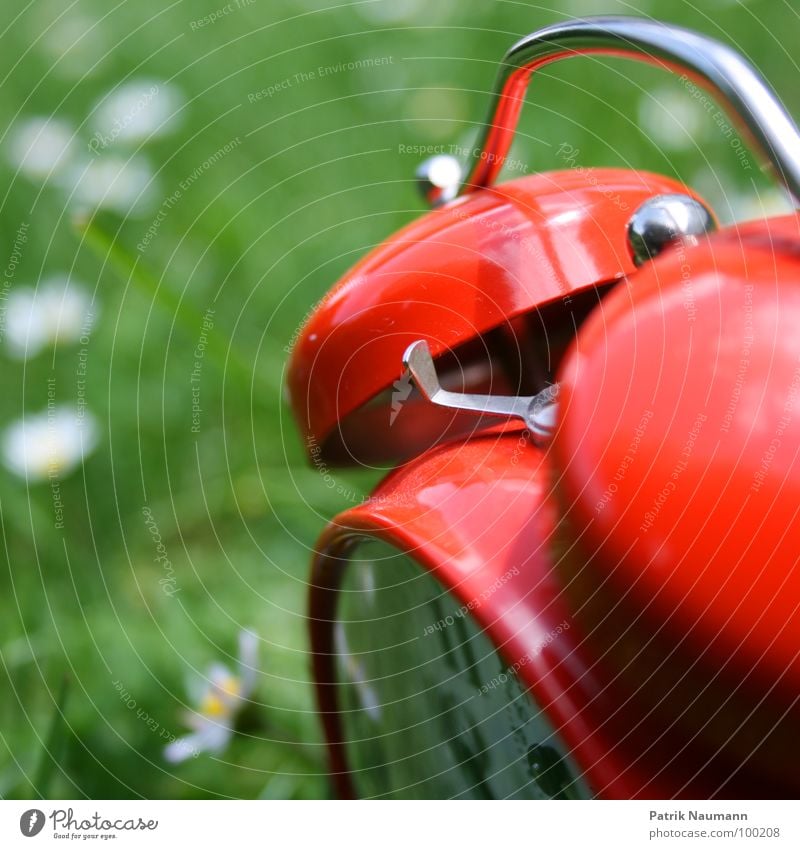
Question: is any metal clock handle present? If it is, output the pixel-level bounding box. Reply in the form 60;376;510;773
419;16;800;206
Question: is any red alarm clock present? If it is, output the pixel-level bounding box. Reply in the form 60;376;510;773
286;17;800;799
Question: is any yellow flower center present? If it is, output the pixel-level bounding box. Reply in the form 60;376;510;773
199;676;241;717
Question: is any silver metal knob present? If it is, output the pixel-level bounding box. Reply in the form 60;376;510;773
627;194;716;265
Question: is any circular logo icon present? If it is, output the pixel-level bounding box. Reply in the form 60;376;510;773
19;809;45;837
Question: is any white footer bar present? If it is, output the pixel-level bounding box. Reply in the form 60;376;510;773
1;799;796;848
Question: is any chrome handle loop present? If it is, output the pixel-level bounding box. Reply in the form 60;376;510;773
462;16;800;205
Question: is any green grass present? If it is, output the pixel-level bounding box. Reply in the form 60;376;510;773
0;0;796;799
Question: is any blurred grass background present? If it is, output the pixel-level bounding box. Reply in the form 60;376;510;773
0;0;796;799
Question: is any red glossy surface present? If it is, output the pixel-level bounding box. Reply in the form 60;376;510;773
288;169;708;463
309;422;791;798
555;214;800;794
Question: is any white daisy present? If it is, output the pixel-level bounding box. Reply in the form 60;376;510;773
4;275;96;360
40;14;109;81
638;86;708;152
90;80;184;150
355;0;426;23
723;187;793;224
63;154;156;215
7;116;76;180
689;169;793;225
561;0;647;14
2;407;98;481
165;630;259;763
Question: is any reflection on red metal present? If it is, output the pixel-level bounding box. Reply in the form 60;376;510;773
287;169;708;464
554;213;800;796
